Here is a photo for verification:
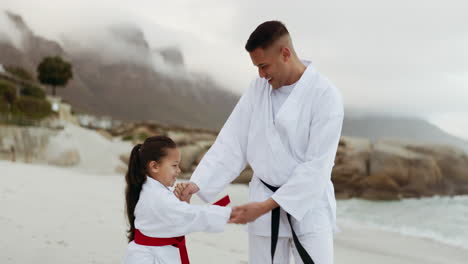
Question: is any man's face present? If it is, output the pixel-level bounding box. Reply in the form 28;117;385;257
249;45;289;89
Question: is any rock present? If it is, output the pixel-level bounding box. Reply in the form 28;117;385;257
233;166;253;184
96;129;114;141
167;130;216;147
179;144;206;172
192;140;214;163
115;165;127;175
47;149;80;167
405;144;468;184
332;137;468;199
115;137;213;174
361;172;400;190
369;141;443;193
332;137;372;197
335;192;353;200
119;154;130;165
360;189;401;200
178;173;191;180
195;149;208;165
0;125;58;163
130;126;159;144
377;140;468;195
167;131;192;146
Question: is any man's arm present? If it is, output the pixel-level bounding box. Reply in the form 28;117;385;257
185;80;257;202
229;198;279;224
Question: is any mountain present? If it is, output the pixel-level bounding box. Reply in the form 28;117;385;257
0;11;238;130
342;112;468;153
2;11;467;152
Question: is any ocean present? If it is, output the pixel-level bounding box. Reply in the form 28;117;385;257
337;195;468;249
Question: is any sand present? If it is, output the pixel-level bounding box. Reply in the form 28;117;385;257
2;160;468;264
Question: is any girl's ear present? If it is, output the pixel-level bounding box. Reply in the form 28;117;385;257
148;161;159;174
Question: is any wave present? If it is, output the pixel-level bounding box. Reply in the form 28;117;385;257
337;195;468;249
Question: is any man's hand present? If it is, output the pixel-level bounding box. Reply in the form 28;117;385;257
174;182;200;203
229;198;279;224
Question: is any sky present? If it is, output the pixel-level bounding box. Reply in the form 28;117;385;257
1;0;467;139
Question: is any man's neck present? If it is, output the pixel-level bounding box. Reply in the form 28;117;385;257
284;59;306;86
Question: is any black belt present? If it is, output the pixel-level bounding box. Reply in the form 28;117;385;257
260;179;315;264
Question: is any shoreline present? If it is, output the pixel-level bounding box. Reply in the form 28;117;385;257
1;161;467;264
334;224;468;264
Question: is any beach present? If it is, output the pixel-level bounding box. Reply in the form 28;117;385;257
1;160;467;264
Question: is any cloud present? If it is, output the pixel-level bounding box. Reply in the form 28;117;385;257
0;11;25;50
1;0;467;117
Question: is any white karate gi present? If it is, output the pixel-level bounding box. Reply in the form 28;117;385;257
190;61;343;264
125;176;231;264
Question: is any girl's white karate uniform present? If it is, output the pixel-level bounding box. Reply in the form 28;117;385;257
190;61;344;264
125;176;231;264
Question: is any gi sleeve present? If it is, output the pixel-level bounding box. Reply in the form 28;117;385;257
155;194;232;236
190;80;256;202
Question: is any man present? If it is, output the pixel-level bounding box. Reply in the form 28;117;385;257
175;21;343;264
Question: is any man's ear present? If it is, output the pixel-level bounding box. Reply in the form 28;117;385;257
148;161;159;173
280;46;291;62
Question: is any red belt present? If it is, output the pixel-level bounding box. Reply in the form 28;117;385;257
134;195;231;264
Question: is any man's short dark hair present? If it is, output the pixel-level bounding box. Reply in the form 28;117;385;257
245;21;289;52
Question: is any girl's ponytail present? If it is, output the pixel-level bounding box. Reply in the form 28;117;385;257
125;144;146;242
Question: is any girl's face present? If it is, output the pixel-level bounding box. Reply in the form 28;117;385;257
148;148;181;187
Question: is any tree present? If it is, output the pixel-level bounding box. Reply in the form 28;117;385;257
0;80;17;112
4;65;34;81
37;56;73;96
15;96;52;119
20;84;46;99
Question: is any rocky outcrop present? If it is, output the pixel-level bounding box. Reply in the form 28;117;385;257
332;137;468;200
0;124;80;166
114;122;254;183
6;116;466;199
114;123;468;194
332;137;372;199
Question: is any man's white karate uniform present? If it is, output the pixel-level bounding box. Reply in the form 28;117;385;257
125;176;231;264
190;61;344;264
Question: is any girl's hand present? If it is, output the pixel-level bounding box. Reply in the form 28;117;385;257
174;183;192;203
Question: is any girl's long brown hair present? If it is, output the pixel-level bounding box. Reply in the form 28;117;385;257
125;135;176;242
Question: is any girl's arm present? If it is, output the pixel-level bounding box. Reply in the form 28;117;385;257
147;193;231;237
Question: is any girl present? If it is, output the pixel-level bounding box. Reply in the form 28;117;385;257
124;136;231;264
